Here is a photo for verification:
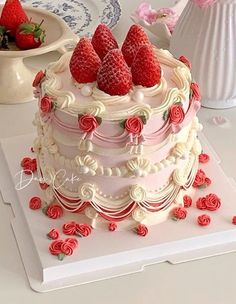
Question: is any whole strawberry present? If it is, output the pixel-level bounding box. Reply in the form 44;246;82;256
70;37;101;83
122;24;150;66
131;45;162;87
97;49;132;96
15;20;45;50
0;0;28;36
91;24;118;60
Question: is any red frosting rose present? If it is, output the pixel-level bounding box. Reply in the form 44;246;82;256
173;207;187;220
108;222;117;232
49;240;63;255
21;157;31;168
79;114;99;132
29;196;42;210
62;221;77;235
205;177;212;186
198;214;211;226
199;153;210;164
40;96;53;113
169;104;185;125
76;223;92;237
21;157;37;175
191;83;201;101
232;216;236;225
183;195;192;208
32;70;45;88
136;224;148;237
47;229;59;240
205;193;221;211
125;116;144;134
64;238;78;249
39;182;49;190
193;169;206;188
179;55;192;69
61;242;74;256
46;204;63;219
196;197;207;210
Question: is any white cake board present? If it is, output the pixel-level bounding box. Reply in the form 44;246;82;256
1;133;236;293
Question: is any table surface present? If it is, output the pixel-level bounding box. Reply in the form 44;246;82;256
1;1;236;303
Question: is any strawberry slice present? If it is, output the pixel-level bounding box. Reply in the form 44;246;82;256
0;0;28;36
131;45;162;87
91;24;118;60
97;49;132;96
70;38;101;84
121;24;150;67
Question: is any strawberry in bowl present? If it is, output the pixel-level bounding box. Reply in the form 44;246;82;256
15;20;45;50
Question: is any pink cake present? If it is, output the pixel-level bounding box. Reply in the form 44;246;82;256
32;24;202;232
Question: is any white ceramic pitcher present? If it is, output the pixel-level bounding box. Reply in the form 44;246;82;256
170;0;236;109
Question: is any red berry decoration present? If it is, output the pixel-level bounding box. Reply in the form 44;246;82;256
198;214;211;227
136;224;148;237
29;196;42;210
172;207;187;220
76;224;92;237
62;221;77;236
131;44;161;88
91;23;118;60
179;55;192;69
70;38;101;84
0;0;28;36
183;195;192;208
108;222;117;232
47;229;59;240
122;24;150;66
97;49;132;96
15;20;45;50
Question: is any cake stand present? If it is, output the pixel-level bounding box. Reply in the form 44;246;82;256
0;5;78;104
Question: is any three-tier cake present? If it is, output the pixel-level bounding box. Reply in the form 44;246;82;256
32;24;202;231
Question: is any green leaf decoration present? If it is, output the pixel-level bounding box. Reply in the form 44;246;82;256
96;116;102;125
140;115;147;125
119;120;126;129
42;206;48;215
78;114;83;121
57;253;65;261
52;102;57;112
174;101;183;107
163;110;169;121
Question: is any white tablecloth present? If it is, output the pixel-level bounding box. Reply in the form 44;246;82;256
0;1;235;303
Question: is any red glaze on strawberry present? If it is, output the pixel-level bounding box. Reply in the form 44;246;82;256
97;49;132;96
0;0;28;36
91;24;118;60
131;45;161;87
121;24;150;66
70;38;101;84
15;20;45;50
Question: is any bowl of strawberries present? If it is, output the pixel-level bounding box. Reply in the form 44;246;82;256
0;0;78;104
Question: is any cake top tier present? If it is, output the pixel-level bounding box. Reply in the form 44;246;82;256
34;24;200;123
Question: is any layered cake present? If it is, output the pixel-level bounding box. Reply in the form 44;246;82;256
32;24;202;231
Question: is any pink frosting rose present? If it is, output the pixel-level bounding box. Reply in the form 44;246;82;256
198;214;211;226
49;240;63;255
193;169;206;187
199;153;210;164
62;221;77;235
232;216;236;225
47;229;59;240
179;56;192;69
196;197;207;210
169;104;185;124
191;83;201;101
61;241;74;256
136;224;148;237
79;114;99;132
183;195;192;208
46;204;63;219
108;222;117;232
40;96;53;113
173;207;187;220
125;116;144;134
64;238;78;249
76;223;92;237
29;196;42;210
205;193;221;211
32;70;45;88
